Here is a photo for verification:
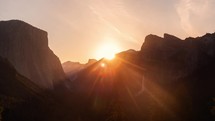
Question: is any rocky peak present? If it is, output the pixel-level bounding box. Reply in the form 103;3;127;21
87;59;97;66
138;33;215;83
0;20;66;89
143;34;163;45
163;33;181;41
141;34;164;52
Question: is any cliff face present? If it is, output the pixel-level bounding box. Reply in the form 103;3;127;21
0;57;75;121
0;20;66;89
0;56;42;98
139;33;215;83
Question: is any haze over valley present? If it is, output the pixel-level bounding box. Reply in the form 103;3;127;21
0;20;214;121
0;0;215;121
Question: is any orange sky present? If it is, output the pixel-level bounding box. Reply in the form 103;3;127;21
1;0;215;63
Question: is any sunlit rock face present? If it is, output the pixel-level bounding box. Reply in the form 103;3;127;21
0;20;66;89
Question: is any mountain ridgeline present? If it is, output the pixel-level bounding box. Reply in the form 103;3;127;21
64;33;215;121
0;20;215;121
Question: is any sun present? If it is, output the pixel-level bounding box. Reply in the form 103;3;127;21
100;62;106;68
95;40;121;60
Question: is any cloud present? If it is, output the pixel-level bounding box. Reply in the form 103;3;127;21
88;0;139;44
176;0;210;36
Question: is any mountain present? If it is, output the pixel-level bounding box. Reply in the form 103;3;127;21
63;61;84;74
0;20;66;89
1;19;215;120
0;57;43;98
135;33;215;121
62;59;97;81
0;56;46;120
67;33;215;121
0;56;78;121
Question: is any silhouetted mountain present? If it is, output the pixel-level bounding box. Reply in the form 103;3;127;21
135;33;215;121
0;56;49;121
0;57;43;98
1;19;215;121
87;59;97;65
62;59;97;81
63;61;84;73
67;33;215;121
0;56;81;121
0;20;66;89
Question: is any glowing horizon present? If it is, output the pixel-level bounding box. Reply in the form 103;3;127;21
1;0;215;63
94;37;121;61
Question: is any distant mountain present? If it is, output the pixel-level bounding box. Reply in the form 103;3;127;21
0;20;66;89
62;59;97;81
67;33;215;121
63;61;84;74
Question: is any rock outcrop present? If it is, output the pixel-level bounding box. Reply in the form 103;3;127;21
0;57;75;121
139;33;215;83
0;56;42;98
0;20;66;89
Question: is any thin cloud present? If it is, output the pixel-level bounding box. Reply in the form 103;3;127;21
176;0;210;36
88;0;139;44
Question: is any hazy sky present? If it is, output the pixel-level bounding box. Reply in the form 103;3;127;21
1;0;215;63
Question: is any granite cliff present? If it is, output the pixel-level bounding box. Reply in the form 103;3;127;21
0;20;66;89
